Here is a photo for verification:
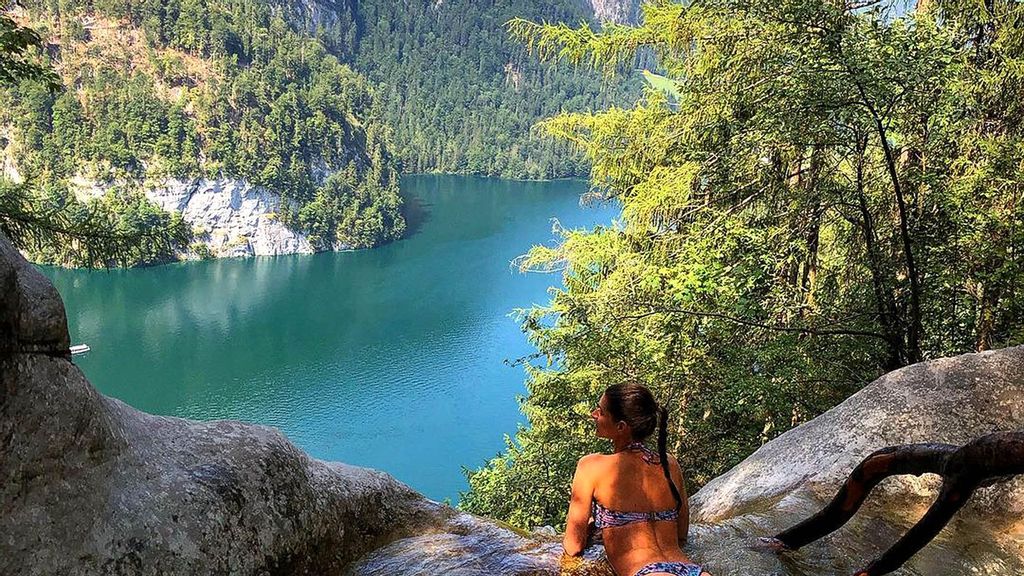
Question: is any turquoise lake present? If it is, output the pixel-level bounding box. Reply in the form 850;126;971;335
44;174;617;503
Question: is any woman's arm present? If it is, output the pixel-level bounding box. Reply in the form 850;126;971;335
670;456;690;547
563;455;597;556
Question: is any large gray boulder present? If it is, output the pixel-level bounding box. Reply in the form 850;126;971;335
688;345;1024;575
0;233;69;357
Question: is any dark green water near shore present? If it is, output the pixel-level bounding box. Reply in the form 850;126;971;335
44;174;617;502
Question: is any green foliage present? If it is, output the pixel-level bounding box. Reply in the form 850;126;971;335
464;0;1024;529
0;178;190;266
0;0;57;87
298;153;405;250
1;1;171;264
337;0;634;179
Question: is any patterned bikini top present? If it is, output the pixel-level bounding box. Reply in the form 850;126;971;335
592;441;679;529
593;501;679;529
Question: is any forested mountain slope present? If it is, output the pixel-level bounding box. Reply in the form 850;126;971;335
299;0;634;178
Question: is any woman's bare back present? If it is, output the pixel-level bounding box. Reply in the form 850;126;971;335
587;451;698;576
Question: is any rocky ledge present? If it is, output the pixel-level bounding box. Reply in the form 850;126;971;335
689;346;1024;575
1;230;1022;575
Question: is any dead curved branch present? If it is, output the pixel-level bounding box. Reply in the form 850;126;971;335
763;430;1024;576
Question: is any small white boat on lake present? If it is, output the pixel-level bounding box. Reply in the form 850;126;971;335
70;344;91;356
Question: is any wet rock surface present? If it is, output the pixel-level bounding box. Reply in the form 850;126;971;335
347;513;569;576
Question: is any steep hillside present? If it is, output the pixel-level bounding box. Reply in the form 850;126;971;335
1;0;640;264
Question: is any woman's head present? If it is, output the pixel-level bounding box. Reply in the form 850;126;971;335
596;383;659;441
594;383;683;508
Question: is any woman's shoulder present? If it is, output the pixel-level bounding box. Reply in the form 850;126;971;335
576;452;613;469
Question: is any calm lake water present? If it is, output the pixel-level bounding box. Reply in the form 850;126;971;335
44;174;617;502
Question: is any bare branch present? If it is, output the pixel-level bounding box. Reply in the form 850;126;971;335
615;306;891;341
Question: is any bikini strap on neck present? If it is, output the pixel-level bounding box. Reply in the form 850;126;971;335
624;441;660;464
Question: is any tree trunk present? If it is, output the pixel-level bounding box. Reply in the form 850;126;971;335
800;147;824;309
854;136;903;368
765;431;1024;576
974;281;1001;352
871;113;923;364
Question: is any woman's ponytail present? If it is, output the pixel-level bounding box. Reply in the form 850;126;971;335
658;405;683;509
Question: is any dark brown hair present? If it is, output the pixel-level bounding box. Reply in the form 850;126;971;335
604;384;682;509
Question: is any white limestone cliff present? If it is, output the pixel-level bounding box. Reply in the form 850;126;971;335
67;176;317;258
146;178;315;258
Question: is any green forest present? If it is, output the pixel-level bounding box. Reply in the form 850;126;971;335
328;0;629;178
462;0;1024;530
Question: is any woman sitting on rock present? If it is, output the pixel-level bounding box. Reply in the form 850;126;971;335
563;384;709;576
